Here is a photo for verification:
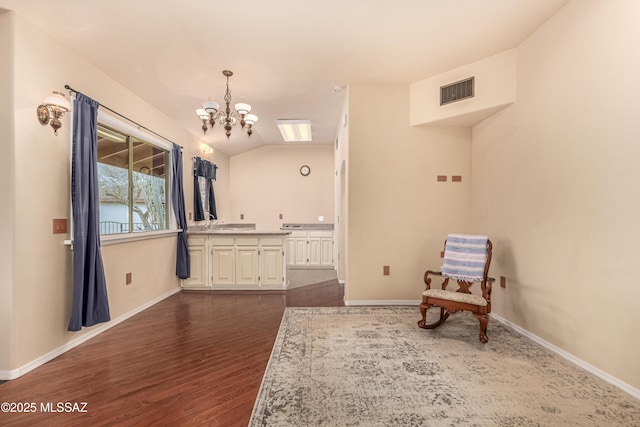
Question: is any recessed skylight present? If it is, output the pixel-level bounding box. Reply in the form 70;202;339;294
277;119;312;142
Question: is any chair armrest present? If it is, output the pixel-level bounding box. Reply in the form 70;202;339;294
424;270;445;290
481;277;495;302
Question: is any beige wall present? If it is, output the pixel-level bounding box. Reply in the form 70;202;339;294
0;10;15;372
346;83;472;302
100;237;178;312
229;145;334;231
471;0;640;389
3;13;216;374
410;49;517;126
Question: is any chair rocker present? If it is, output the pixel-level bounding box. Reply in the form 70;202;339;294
417;235;494;343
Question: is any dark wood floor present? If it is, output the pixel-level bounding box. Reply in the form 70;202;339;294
0;280;344;426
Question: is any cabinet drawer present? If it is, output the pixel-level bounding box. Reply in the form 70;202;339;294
211;237;235;246
188;236;206;246
261;237;283;246
236;237;259;246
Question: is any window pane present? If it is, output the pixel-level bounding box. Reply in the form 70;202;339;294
96;124;169;236
97;125;130;235
131;138;167;233
198;176;209;212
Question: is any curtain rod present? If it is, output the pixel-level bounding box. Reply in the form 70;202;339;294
64;84;182;149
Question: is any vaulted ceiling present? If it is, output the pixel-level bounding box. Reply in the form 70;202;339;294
0;0;569;156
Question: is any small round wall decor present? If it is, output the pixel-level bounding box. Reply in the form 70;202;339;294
300;165;311;176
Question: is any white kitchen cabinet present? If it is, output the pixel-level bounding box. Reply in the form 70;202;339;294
183;233;287;290
182;236;207;288
320;237;333;266
211;238;235;285
261;238;285;286
293;237;309;266
308;237;322;265
235;238;259;285
286;230;334;268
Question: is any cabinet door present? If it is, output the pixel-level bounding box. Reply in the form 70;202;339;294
261;247;284;286
183;245;207;287
235;247;259;285
308;237;322;265
320;238;333;266
212;246;235;285
292;238;308;266
285;238;295;265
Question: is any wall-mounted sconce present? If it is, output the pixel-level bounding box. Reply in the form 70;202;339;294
201;143;213;154
37;91;72;136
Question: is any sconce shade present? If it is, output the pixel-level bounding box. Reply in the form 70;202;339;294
43;91;72;112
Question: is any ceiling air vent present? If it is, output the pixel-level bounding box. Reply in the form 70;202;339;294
440;77;474;106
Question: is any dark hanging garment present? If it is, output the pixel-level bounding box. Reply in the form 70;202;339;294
193;157;206;222
205;162;218;220
171;144;190;279
68;93;111;332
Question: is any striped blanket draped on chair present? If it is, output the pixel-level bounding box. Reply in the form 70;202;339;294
441;234;488;282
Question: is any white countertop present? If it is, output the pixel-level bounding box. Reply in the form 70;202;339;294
187;229;290;236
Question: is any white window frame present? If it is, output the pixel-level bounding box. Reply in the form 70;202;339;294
97;111;178;246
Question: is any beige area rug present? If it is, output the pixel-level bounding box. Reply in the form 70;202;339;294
250;307;640;426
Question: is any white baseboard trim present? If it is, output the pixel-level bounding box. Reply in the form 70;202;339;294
344;300;420;306
0;287;181;381
491;313;640;400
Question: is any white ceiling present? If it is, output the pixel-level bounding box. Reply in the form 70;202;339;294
1;0;569;156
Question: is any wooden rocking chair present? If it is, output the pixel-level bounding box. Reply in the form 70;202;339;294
417;235;495;343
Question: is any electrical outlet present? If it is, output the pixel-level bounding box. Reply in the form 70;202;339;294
240;213;245;220
279;213;283;220
500;276;506;288
383;266;390;276
126;273;132;285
